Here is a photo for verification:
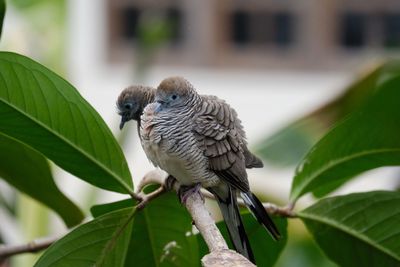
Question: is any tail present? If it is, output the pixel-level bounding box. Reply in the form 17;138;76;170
208;186;255;264
241;191;281;241
243;147;264;168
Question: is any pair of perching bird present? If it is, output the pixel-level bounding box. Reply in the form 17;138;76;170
117;76;280;264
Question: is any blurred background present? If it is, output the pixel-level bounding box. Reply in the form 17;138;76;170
1;0;400;266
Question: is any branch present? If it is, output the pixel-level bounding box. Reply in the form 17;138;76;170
201;190;296;218
133;170;294;266
0;169;287;266
0;236;58;262
135;169;295;217
165;173;255;267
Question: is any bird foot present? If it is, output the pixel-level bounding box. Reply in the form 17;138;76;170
164;175;177;191
178;183;204;204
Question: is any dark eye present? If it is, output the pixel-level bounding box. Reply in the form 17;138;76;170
124;103;133;110
171;95;177;100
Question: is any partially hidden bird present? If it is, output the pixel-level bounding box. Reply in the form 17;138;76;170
117;79;280;264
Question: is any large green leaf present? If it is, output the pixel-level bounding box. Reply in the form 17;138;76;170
198;213;288;267
290;74;400;202
125;191;199;267
0;132;83;227
0;52;132;193
256;63;383;167
299;191;400;267
35;207;135;267
90;190;200;267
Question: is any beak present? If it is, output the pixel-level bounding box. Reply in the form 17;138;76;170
119;114;128;130
154;97;166;113
154;101;163;113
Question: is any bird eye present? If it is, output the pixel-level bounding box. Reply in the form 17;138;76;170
171;95;177;100
124;103;133;110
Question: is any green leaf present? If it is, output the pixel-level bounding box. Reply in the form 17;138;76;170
90;187;200;266
0;0;5;40
198;213;288;267
290;74;400;202
91;198;134;218
255;120;317;167
35;207;135;267
275;237;337;267
0;132;83;227
0;52;132;193
256;63;383;167
299;191;400;267
125;191;199;267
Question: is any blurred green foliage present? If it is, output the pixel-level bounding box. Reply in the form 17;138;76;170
256;63;383;167
7;0;67;73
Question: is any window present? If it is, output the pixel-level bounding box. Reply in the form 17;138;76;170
383;14;400;48
232;11;250;45
340;12;367;48
274;12;293;46
118;5;183;45
122;7;140;40
231;10;294;48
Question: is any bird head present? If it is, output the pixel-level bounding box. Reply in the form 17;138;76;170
155;76;195;111
116;86;155;129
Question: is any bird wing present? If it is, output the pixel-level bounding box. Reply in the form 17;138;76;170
193;97;250;192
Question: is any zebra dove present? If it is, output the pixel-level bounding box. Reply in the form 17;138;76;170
117;85;155;131
139;77;281;264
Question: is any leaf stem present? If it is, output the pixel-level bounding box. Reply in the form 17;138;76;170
0;236;58;263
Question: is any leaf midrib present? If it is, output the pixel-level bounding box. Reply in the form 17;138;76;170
144;209;160;267
299;211;400;261
0;91;132;193
291;148;400;201
97;209;136;266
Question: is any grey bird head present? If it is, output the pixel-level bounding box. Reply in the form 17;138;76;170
116;85;155;129
155;76;197;112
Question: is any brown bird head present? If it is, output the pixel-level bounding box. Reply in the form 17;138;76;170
116;85;155;129
155;76;197;111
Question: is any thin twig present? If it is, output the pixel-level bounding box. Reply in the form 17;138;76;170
201;190;296;217
136;186;166;210
133;169;296;218
0;236;58;262
135;169;167;194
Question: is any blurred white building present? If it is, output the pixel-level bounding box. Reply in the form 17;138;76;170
66;0;399;202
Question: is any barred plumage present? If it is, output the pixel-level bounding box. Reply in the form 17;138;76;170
117;78;280;264
139;77;280;264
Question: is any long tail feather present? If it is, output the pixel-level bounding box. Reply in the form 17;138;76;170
241;191;281;241
209;186;255;264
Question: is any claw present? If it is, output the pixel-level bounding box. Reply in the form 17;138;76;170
164;175;177;191
178;183;203;204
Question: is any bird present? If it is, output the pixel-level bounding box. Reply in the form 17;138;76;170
117;85;155;132
117;85;263;169
136;76;281;264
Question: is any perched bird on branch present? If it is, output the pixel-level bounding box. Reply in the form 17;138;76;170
117;85;155;132
117;80;280;264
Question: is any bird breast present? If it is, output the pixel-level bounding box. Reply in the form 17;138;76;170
140;104;219;187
